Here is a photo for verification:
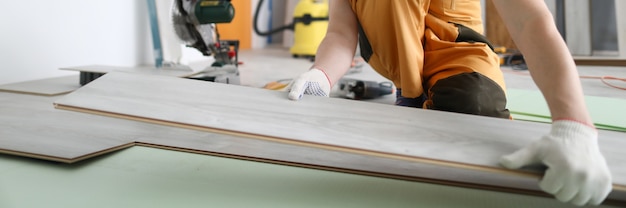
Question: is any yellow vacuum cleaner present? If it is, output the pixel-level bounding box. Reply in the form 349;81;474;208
290;0;328;59
254;0;329;60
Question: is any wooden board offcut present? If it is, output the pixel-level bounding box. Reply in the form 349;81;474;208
53;72;626;202
0;75;80;96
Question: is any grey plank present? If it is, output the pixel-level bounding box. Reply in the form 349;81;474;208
0;86;548;197
59;64;200;78
0;90;543;196
136;132;550;197
0;75;80;96
52;72;626;200
0;91;541;198
135;128;626;204
56;73;540;172
0;92;221;163
0;93;135;162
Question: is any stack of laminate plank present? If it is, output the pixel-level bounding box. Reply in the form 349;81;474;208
1;71;625;205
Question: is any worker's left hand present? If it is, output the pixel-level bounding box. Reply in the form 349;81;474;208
287;68;331;100
499;120;612;206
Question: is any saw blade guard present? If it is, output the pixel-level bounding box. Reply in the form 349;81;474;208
171;0;219;56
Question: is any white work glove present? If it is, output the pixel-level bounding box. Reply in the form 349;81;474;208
500;120;612;206
287;68;331;100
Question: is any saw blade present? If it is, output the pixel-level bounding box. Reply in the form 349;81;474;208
171;0;197;45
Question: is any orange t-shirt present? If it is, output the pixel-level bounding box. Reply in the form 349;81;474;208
348;0;493;98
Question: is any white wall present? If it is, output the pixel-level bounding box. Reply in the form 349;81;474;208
0;0;153;85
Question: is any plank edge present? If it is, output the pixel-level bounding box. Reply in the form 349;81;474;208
0;143;135;164
0;89;72;97
135;142;552;197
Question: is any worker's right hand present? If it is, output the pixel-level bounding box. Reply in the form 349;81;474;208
500;120;612;206
287;68;331;100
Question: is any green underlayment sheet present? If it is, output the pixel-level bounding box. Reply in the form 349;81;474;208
506;88;626;132
1;146;621;208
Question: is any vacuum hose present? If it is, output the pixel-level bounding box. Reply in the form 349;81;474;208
253;0;294;36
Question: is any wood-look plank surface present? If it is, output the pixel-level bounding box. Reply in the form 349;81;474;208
0;91;222;163
0;90;540;196
0;91;548;197
0;75;80;96
144;130;626;205
59;64;200;78
0;90;581;200
0;92;137;162
136;133;550;197
52;72;626;198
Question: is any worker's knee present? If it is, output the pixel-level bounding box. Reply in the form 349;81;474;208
425;72;510;119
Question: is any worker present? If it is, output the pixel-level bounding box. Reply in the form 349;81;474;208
286;0;611;206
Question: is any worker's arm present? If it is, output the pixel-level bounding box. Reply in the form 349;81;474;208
492;0;589;123
288;0;358;100
491;0;612;206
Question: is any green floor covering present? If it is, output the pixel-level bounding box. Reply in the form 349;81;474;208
506;89;626;132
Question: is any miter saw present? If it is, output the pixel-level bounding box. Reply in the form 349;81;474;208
171;0;240;84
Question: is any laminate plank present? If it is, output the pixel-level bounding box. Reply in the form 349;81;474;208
0;75;80;96
2;72;622;202
0;90;252;164
0;90;556;198
136;134;552;198
52;72;626;201
0;91;545;197
0;92;137;162
59;64;200;78
134;121;626;204
0;91;263;164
